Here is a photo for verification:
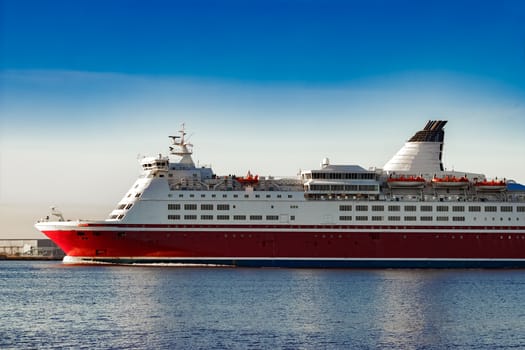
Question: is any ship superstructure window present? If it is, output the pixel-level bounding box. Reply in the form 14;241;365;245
234;215;246;220
404;205;417;212
266;215;279;220
217;215;229;220
372;205;384;211
453;216;465;221
201;204;213;210
421;206;432;212
518;206;525;212
201;215;213;220
452;206;465;212
436;216;449;221
125;203;133;210
500;206;513;212
168;204;181;210
420;216;433;221
388;205;400;212
372;216;383;221
339;205;352;211
404;216;417;221
356;216;368;221
244;194;249;198
184;204;197;210
310;172;375;180
288;195;293;198
437;206;449;212
135;193;141;198
356;205;368;211
184;215;197;220
339;216;352;221
388;216;401;221
168;215;180;220
469;206;481;212
118;204;126;209
485;206;497;212
250;215;263;220
217;204;230;210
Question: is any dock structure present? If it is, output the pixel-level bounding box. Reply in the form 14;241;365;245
0;239;64;260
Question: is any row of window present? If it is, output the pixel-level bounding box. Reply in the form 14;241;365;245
338;215;520;222
168;215;294;221
307;172;376;180
309;184;379;192
339;205;524;212
170;193;295;199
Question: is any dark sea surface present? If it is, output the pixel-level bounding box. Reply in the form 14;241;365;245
1;261;525;350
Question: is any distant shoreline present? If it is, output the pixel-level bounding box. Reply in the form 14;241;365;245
0;255;62;261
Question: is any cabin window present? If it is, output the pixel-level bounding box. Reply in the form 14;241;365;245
437;206;448;212
217;215;229;220
184;204;197;210
118;204;126;210
339;216;352;221
339;205;352;211
250;215;263;220
517;206;525;212
355;216;368;221
266;215;279;220
404;205;417;212
168;204;180;210
201;215;213;220
125;203;133;210
421;206;432;212
500;206;513;212
420;216;433;221
388;216;400;221
234;215;246;220
436;216;449;221
372;216;383;221
485;206;497;212
201;204;213;210
404;216;417;221
453;216;465;221
184;215;197;220
388;205;400;212
469;206;481;212
452;206;465;212
217;204;230;210
372;205;384;212
168;215;180;220
356;205;368;211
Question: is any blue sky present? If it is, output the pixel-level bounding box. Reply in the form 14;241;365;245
1;0;525;237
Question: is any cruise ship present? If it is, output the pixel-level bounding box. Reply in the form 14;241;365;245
35;121;525;267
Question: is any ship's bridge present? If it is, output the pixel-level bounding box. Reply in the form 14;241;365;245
140;155;169;178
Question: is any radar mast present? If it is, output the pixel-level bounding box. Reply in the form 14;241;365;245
169;123;195;166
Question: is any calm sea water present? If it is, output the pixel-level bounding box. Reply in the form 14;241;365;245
1;261;525;350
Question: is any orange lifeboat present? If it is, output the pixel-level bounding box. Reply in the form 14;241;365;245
474;179;506;191
431;175;469;188
387;175;426;188
236;171;259;185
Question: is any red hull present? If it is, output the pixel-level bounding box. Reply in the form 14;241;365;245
41;224;525;266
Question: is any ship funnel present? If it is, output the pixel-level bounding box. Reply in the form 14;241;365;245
383;120;447;174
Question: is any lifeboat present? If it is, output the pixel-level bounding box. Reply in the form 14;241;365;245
474;179;506;191
431;175;469;188
236;171;259;185
387;175;426;188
